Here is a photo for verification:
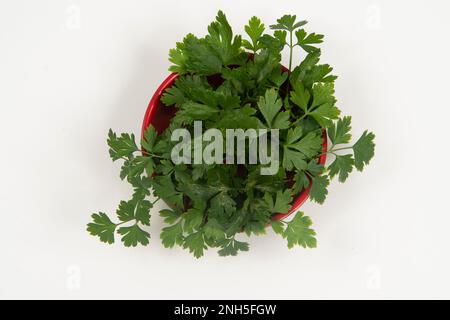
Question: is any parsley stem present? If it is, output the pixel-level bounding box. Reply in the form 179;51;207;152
330;146;353;153
318;146;353;158
290;113;308;127
120;150;165;160
289;31;293;72
140;151;164;159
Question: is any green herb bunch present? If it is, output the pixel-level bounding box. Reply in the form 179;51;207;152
87;11;375;257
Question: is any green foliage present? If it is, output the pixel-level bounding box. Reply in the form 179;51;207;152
295;29;324;53
183;232;206;258
270;15;307;32
257;88;290;129
282;128;322;171
218;238;249;256
265;190;293;213
353;131;376;171
87;11;376;257
87;213;116;244
326;117;376;183
243;16;265;52
118;224;150;247
283;213;317;249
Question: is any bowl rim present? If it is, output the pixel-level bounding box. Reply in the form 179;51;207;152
142;72;327;222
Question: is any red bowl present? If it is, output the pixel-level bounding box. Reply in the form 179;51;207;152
142;73;327;221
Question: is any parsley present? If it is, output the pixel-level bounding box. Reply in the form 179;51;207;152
258;88;289;129
87;11;376;257
282;213;317;249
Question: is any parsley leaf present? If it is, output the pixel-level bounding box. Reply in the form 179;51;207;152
152;175;184;208
169;41;187;74
309;83;340;127
206;10;242;65
218;238;249;256
290;131;323;158
243;16;265;52
264;190;293;213
258;88;290;129
309;175;329;204
271;220;285;236
293;170;310;194
353;131;376;171
215;104;261;129
302;64;337;87
175;101;219;124
290;81;310;112
283;212;317;249
282;128;322;171
161;75;212;107
283;148;307;171
130;176;152;201
328;154;354;183
87;212;116;244
249;49;282;84
204;218;226;240
160;208;182;225
183;207;204;233
268;67;289;88
107;130;138;161
270;15;307;32
328;116;352;145
295;29;324;53
116;200;135;223
118;224;150;247
122;156;154;182
141;125;158;152
311;82;336;108
170;34;222;76
183;231;206;258
160;221;183;248
273;30;287;47
290;49;321;85
210;192;236;217
290;80;340;127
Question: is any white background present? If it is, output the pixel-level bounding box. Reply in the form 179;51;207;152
1;0;449;300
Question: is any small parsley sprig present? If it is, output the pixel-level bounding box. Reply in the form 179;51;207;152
87;11;375;257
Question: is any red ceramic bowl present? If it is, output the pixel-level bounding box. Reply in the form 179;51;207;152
142;73;327;221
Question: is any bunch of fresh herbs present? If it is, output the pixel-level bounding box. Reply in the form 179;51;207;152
87;11;375;257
